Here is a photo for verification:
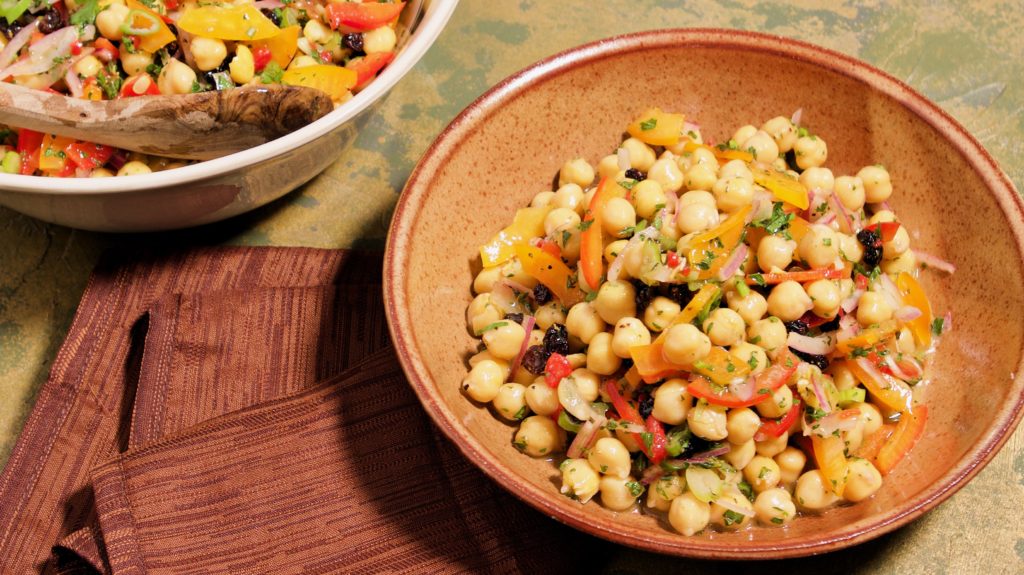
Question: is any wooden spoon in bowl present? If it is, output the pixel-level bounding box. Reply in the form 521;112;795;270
0;81;334;161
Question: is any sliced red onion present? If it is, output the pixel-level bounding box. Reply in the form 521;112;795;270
0;20;38;69
683;120;701;134
716;243;748;281
883;355;919;382
490;279;534;314
788;332;835;356
806;409;858;437
809;373;833;414
840;288;864;314
567;416;605;458
107;148;129;171
791;108;804;126
729;376;757;403
64;68;83;99
607;226;658;282
914;250;956;274
942;310;953;333
828;191;854;235
748;189;774;223
558;378;601;423
35;47;95;91
503;278;536;297
617;147;631;171
640;462;666;485
506;315;536;382
664;444;732;466
877;272;904;311
894;305;922;322
252;0;285;8
663;191;678;215
818;212;837;226
715;496;755;517
0;26;78;80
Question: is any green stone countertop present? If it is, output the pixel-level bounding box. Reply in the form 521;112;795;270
2;1;1022;571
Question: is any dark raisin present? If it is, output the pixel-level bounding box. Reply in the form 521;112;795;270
664;284;695;308
856;228;883;267
37;9;66;34
624;168;646;181
161;40;180;60
633;280;653;314
532;283;552;305
261;8;282;26
784;319;808;335
638;395;654;419
521;345;550;375
817;314;841;332
790;348;829;371
862;244;882;268
505;313;524;325
783;149;800;173
543;324;570;356
342;32;365;53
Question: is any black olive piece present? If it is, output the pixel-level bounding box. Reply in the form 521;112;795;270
521;345;550;375
790;348;829;371
532;283;552;305
638;396;654;420
784;319;809;335
624;168;646;181
543;323;570;356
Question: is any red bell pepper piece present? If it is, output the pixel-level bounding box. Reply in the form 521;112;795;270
119;74;162;98
17;129;45;175
94;37;118;62
863;221;900;243
687;349;799;408
644;415;668;464
326;1;405;31
745;266;848;286
535;238;562;259
854;423;895;461
252;45;273;72
754;399;802;441
348;51;395;88
544;352;572;388
65;141;115;170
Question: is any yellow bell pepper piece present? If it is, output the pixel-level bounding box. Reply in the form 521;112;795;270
752;164;809;211
896;272;933;349
626;108;686;147
281;65;357;101
479;206;551;268
514;244;581;306
177;5;281;42
653;284;721;345
685;204;751;280
811;435;849;497
125;0;176;53
252;25;300;69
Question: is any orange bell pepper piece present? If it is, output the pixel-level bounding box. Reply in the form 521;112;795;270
479;206;551;268
845;357;914;413
513;244;581;306
896;272;933;349
811;434;849;496
752;164;809;210
874;406;927;475
579;178;612;291
626;108;686;147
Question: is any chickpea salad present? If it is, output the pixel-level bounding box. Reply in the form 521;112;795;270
463;108;954;535
0;0;406;177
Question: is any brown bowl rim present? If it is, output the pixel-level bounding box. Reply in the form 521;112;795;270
384;28;1024;559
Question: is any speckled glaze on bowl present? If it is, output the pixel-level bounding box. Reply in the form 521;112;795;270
0;0;458;232
385;29;1024;559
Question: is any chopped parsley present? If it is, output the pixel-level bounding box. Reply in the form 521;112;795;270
618;179;638;190
475;321;508;335
639;118;657;131
931;317;945;336
771;517;784;525
749;273;766;287
512;406;528;420
750;202;794;237
626;481;644;497
260;61;284;84
70;0;100;26
747;354;759;371
722;509;744;526
578;219;594;232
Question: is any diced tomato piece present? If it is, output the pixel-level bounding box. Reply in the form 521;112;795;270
325;1;405;31
348;51;395;88
164;0;178;9
65;141;115;170
644;415;668;464
864;221;900;242
666;250;680;268
17;129;45;175
544;352;572;388
119;74;161;98
94;37;119;62
70;41;82;56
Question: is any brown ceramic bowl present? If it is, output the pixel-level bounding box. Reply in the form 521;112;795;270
384;29;1024;558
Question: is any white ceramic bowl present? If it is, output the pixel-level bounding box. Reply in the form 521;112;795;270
0;0;458;232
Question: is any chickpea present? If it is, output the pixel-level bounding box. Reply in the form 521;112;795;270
632;179;667;219
754;488;796;526
289;55;319;70
761;116;798;152
723;438;756;470
767;280;813;322
684;163;717;191
482;321;526;360
363;24;398;53
755;385;793;419
191;37;228;72
682;146;717;170
835;175;865;213
531;190;555;208
516;416;565;458
525;383;559;416
725;407;761;445
688;399;728;441
600;476;641;511
844;458;883;502
868;209;898;225
856;291;893;326
96;3;130;41
472;266;503;294
552;183;585;214
117;161;152;176
586;332;621;375
748;316;788;355
468;349;507;370
676;201;719;234
592;280;636;325
799;166;835;192
229;44;255;85
588;437;632;478
702;307;746;347
669;492;711;536
532;303;565;332
663;323;711;366
837;232;864;263
602;197;637;238
559;458;600;502
730;342;767;374
709;488;754;530
620;138;656;171
852;402;883;436
881;248;916;275
90;168;114;178
597;154;620;179
543;207;581;238
712;177;755;213
896;326;917;355
569;368;600;402
726;289;768;325
565;302;606;344
828;362;858;392
718;159;754;182
614;426;643;452
806;279;841;319
755;430;790;457
774;446;807;485
798;224;839;269
743;455;782;492
647;474;685;511
73;55;103;78
119;44;154;76
462;360;505;403
493;383;529;421
744;130;780;163
643;295;681;332
679;189;716;207
732;124;758;145
611;317;651;358
883;225;910;260
757;235;796;272
795;470;841;511
858;165;893;203
793;135;828;170
652;379;691;425
647;157;684;194
843;419;865;454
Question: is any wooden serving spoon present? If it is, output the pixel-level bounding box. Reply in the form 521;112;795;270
0;81;334;160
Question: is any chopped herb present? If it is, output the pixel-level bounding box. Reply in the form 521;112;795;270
849;346;870;358
771;517;784;525
260;61;284;84
626;481;644;497
931;317;945;336
749;335;762;344
640;118;657;131
723;509;744;527
693;360;714;372
750;273;766;287
513;406;528;420
747;354;759;371
70;0;101;25
797;127;810;138
750;202;794;236
725;361;736;373
735;278;750;298
806;407;827;420
475;321;508;335
585;290;598;302
190;80;203;93
737;480;755;502
822;238;832;246
578;219;594;232
618;179;638;190
641;432;654;453
758;466;771;479
512;439;527;452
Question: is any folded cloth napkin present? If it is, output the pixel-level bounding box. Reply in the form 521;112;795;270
0;247;604;574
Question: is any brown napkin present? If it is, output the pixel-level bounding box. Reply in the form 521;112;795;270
0;247;603;574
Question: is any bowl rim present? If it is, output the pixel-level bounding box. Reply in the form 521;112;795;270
0;0;460;195
384;27;1024;559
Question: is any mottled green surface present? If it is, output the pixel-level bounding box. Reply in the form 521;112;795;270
1;0;1022;571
